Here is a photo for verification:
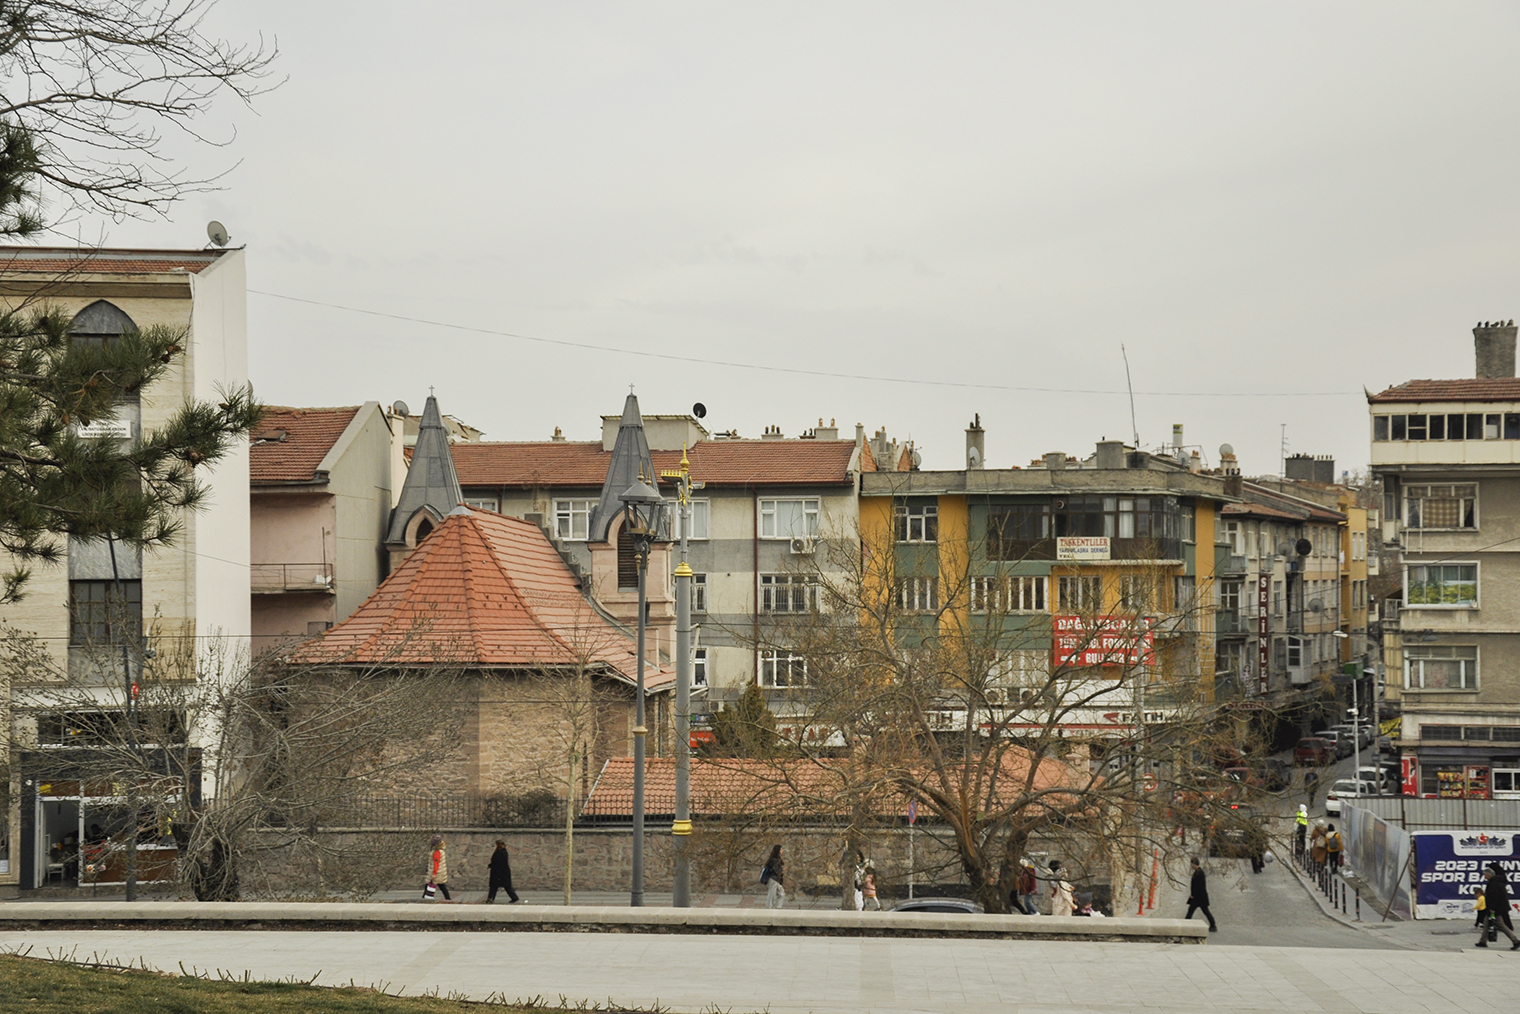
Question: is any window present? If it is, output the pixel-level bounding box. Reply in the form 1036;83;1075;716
761;574;818;613
1057;575;1102;612
987;503;1052;558
1286;636;1303;669
68;580;142;645
693;648;708;687
759;650;807;687
617;527;639;589
970;575;1046;613
1174;576;1196;628
897;577;940;613
1219;581;1242;613
554;499;593;541
760;498;819;539
1405;484;1476;530
672;500;710;541
1273;580;1283;616
1373;416;1389;441
1220;520;1242;554
1486;414;1501;440
894;501;939;543
691;573;707;613
463;497;498;512
1422;725;1464;742
1406;564;1478;608
1119;575;1153;611
1405;646;1478;690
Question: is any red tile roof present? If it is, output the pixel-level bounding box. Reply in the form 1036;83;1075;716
451;439;858;489
290;508;671;689
0;246;224;275
1368;379;1520;403
250;407;361;483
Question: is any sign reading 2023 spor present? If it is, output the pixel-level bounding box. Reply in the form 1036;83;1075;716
1413;831;1520;919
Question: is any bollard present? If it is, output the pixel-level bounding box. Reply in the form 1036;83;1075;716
1341;881;1348;915
1356;891;1361;921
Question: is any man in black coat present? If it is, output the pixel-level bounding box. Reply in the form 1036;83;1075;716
1476;864;1518;949
487;839;521;903
1185;857;1217;932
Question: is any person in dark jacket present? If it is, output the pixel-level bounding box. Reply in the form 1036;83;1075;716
1475;864;1519;949
1185;857;1217;932
487;839;520;903
762;844;785;909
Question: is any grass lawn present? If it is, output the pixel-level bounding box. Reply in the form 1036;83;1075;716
0;953;572;1013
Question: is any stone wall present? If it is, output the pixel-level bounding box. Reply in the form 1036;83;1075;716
243;823;1110;906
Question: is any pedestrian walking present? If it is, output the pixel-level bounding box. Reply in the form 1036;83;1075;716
1295;805;1309;858
1304;769;1319;806
486;839;520;903
852;850;868;911
862;867;881;910
1185;857;1217;932
761;844;785;909
424;834;451;901
1474;865;1520;949
1048;860;1075;916
1018;858;1040;916
1310;821;1328;871
1325;824;1343;875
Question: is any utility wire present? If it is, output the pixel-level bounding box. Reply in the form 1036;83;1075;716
249;289;1362;399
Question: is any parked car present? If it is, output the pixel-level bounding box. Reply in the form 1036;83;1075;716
1318;730;1352;759
1207;803;1268;858
1325;778;1379;816
1355;766;1391;792
1378;735;1395;755
891;898;985;914
1294;737;1332;766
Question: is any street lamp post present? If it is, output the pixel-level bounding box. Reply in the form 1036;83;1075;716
1333;629;1358;787
620;473;666;908
661;447;703;908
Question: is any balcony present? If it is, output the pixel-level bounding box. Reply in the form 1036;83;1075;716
251;562;335;594
1215;609;1248;636
1214;549;1247;577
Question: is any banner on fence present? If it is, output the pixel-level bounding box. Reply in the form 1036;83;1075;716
1413;830;1520;919
1342;803;1412;921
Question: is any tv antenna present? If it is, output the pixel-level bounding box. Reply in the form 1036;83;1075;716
1121;344;1139;447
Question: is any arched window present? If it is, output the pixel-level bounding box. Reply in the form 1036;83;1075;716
69;300;137;348
415;519;434;544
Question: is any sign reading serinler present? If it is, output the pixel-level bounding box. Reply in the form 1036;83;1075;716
1057;537;1110;560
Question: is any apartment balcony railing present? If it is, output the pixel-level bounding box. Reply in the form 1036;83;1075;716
1215;609;1248;636
251;562;335;594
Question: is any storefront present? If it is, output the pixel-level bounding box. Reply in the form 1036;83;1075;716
1407;751;1520;800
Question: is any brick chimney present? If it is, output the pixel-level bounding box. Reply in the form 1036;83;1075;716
1474;320;1517;378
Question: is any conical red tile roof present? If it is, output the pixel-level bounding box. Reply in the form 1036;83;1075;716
292;507;671;688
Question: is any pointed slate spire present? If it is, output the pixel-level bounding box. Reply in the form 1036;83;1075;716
386;394;464;545
589;391;661;542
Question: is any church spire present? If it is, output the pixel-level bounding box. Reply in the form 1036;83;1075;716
385;393;463;549
589;391;659;543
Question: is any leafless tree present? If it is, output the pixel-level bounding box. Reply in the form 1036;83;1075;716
1;615;466;901
0;0;280;227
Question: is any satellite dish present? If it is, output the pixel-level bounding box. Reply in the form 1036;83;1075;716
1219;443;1234;457
206;220;229;247
968;446;982;467
1295;538;1313;556
692;402;707;419
1276;540;1296;557
392;400;410;417
1308;599;1324;613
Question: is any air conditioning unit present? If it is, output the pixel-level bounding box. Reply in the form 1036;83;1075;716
789;537;817;555
985;687;1008;706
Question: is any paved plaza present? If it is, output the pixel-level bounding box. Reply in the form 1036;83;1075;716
0;926;1514;1013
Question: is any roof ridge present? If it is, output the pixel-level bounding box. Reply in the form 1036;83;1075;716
459;510;586;666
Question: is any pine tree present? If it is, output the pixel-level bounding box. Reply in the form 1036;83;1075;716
0;123;261;602
706;682;779;758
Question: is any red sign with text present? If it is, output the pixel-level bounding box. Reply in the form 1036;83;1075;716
1053;615;1154;668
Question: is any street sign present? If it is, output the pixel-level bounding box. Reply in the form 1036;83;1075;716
907;800;918;825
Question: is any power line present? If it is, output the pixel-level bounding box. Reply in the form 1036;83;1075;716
249;289;1362;399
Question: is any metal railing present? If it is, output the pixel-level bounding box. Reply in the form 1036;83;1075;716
250;563;335;594
287;792;570;829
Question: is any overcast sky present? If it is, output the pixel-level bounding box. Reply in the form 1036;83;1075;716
73;3;1520;476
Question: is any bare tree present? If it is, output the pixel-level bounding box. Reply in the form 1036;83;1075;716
703;526;1288;914
0;0;280;227
1;616;467;901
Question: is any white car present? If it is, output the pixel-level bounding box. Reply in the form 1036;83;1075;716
1355;766;1390;792
1325;778;1379;816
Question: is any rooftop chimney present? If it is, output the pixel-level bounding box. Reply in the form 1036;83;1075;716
1475;320;1517;378
814;417;839;440
1044;452;1066;472
966;414;985;470
1095;440;1126;470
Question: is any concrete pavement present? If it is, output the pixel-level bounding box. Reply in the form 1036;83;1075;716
1;927;1515;1013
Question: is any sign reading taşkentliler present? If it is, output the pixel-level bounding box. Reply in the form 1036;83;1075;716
1056;537;1110;561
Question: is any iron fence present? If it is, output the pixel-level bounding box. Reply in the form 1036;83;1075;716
304;791;569;829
